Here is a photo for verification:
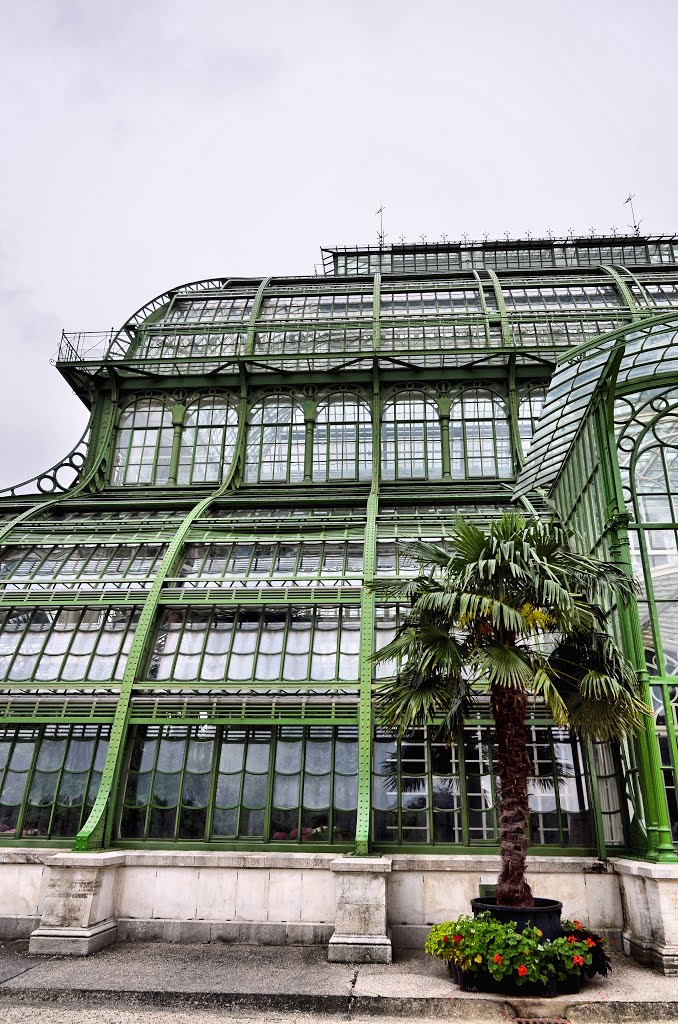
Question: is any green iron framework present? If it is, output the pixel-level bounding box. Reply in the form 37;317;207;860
1;233;677;859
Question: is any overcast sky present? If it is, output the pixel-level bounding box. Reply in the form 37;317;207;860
1;0;677;488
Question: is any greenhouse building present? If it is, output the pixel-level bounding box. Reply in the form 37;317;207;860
0;234;677;970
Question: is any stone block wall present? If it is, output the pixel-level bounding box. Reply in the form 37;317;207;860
0;848;675;972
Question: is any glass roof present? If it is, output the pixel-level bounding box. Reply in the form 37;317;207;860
514;314;678;497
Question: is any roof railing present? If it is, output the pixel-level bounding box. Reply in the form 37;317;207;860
55;331;127;364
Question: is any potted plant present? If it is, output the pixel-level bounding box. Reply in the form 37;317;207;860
372;513;647;929
425;912;610;997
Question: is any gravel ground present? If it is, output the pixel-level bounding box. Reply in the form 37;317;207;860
0;1011;508;1024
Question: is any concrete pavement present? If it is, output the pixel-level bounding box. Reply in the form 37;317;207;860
0;939;676;1022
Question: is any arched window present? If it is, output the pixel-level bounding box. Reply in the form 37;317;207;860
245;396;305;483
450;389;512;478
313;395;372;481
111;399;173;486
177;397;239;484
381;393;442;480
518;389;546;455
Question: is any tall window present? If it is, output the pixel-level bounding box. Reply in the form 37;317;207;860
245;397;305;483
112;399;173;486
450;389;512;478
119;724;358;844
0;607;138;682
518;389;546;456
177;397;238;484
313;395;372;481
0;724;110;839
381;393;442;480
616;390;678;845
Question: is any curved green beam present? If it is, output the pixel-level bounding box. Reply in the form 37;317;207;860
245;278;272;357
75;380;249;850
600;265;640;320
483;267;512;348
471;268;495;350
0;377;120;546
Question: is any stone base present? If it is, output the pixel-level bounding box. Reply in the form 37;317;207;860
29;919;118;956
623;928;678;976
116;919;334;945
328;931;392;963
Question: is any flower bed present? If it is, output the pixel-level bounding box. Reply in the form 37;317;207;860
425;913;611;997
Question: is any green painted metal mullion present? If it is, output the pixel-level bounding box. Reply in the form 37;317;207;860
13;724;44;841
75;382;250;850
506;354;524;469
592;394;676;860
583;739;608;860
204;725;221;840
458;724;470;846
354;477;379;855
635;528;666;676
45;732;70;839
173;728;191;841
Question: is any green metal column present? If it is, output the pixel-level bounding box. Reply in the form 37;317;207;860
355;481;378;855
167;403;186;484
303;399;316;483
438;396;451;480
354;359;381;855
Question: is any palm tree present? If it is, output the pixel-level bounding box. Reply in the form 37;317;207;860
371;512;648;908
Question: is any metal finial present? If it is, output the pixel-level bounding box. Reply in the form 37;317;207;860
504;231;510;241
420;234;427;243
624;193;642;236
547;228;554;240
461;232;469;244
611;225;618;237
483;232;489;242
526;230;532;241
441;233;448;242
589;226;596;237
375;205;386;247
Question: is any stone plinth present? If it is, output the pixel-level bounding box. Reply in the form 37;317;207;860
29;852;124;955
613;858;678;975
328;856;392;963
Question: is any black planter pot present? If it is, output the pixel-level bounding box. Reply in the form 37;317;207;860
447;962;558;998
470;896;563;941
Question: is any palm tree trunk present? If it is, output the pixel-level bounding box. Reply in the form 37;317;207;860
491;684;534;907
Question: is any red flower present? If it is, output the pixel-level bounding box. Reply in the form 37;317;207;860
566;935;577;943
517;964;528;977
493;954;503;965
574;920;582;929
453;934;462;944
586;937;596;948
442;935;448;943
573;955;584;967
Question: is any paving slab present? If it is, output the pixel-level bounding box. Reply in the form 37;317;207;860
0;940;675;1021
